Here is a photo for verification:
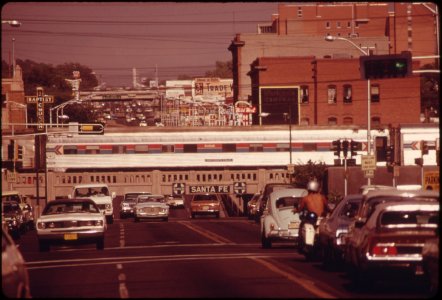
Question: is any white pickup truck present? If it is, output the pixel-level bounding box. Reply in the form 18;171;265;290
69;184;115;224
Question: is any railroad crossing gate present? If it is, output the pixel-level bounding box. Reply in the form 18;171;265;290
233;182;246;195
172;183;185;195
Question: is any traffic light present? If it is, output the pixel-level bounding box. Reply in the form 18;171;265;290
421;141;429;155
17;145;23;160
7;140;15;160
331;140;341;157
385;145;394;164
350;140;361;157
342;140;349;158
360;51;412;80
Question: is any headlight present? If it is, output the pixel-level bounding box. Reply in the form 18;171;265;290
105;204;112;209
37;222;46;229
95;220;104;226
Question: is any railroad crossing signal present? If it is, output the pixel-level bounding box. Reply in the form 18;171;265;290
233;182;246;195
173;183;185;195
25;86;54;131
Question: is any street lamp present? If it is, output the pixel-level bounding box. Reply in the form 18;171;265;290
2;20;21;77
325;35;373;185
259;110;293;182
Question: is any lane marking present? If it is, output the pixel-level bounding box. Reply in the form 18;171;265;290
177;221;233;244
119;282;129;299
251;257;336;299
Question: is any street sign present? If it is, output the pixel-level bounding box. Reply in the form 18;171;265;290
361;155;376;171
364;169;375;178
233;182;246;194
25;87;54;131
423;171;439;191
172;183;185;195
7;171;16;182
287;164;295;174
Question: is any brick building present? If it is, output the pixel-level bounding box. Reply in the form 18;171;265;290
248;56;421;127
229;2;438;111
1;65;27;132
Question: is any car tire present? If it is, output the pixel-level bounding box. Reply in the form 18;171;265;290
96;237;104;250
215;212;220;218
261;230;272;249
38;240;50;252
163;217;168;222
134;217;139;222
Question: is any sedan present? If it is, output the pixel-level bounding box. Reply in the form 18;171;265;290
134;194;169;222
2;201;26;239
345;198;439;287
190;193;221;219
36;198;107;252
247;193;261;220
165;194;185;208
260;188;308;248
317;194;362;266
120;192;152;218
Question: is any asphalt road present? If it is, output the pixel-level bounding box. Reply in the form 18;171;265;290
16;206;432;298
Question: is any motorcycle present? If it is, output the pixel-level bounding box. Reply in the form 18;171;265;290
298;210;322;261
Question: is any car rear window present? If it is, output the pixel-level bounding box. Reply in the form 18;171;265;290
380;211;439;226
193;194;218;201
275;197;302;209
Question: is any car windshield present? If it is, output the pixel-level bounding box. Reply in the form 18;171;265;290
193;194;218;201
275;196;301;209
138;197;164;203
3;203;20;213
380;211;439;227
339;201;360;218
75;187;109;197
43;202;99;215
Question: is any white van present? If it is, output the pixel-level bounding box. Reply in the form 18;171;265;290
69;184;116;224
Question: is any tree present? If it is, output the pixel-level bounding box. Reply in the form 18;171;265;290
420;63;439;117
205;60;232;78
292;160;327;191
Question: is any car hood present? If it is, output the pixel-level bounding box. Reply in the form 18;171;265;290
77;195;112;205
274;208;301;226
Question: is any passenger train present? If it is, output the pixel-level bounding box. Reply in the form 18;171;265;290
42;123;439;171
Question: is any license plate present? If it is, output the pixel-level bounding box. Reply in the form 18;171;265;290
64;233;78;240
202;206;209;210
288;222;299;229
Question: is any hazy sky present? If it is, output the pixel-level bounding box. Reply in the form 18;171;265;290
2;2;280;87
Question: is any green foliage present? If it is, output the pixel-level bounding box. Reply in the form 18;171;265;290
205;60;232;78
291;160;327;190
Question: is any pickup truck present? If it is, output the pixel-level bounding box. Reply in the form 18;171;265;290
69;184;116;224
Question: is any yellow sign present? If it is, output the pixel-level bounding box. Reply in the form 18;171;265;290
424;171;439;191
361;155;376;171
364;169;374;178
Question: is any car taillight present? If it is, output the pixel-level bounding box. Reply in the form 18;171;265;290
371;243;398;256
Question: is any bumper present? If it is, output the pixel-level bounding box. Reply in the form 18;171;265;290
268;229;299;240
37;230;104;242
135;212;168;219
167;201;184;207
120;208;134;216
363;254;424;274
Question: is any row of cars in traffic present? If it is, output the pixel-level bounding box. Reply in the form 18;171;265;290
247;183;439;293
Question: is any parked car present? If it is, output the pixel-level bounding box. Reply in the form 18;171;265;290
2;191;35;230
345;198;439;287
120;192;152;218
165;194;185;208
36;198;107;252
134;194;169;222
190;193;221;218
2;201;26;239
255;183;298;222
70;183;116;224
260;188;308;248
246;193;261;220
422;232;439;295
2;226;31;298
317;194;363;266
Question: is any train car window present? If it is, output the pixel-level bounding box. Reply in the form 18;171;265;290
183;144;197;153
162;145;174;153
222;144;236;152
303;143;317;151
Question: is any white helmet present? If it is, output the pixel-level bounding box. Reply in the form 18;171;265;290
307;180;319;192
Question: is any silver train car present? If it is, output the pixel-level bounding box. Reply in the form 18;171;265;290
43;124;439;171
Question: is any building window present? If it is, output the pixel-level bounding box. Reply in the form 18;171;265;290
297;7;302;17
343;117;353;125
372;116;381;126
300;85;309;103
1;94;6;108
371;84;380;102
337;21;341;28
326;21;330;29
328;117;338;125
327;85;337;104
343;84;352;103
347;21;351;28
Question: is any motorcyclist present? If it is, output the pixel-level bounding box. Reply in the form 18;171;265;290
298;180;328;217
